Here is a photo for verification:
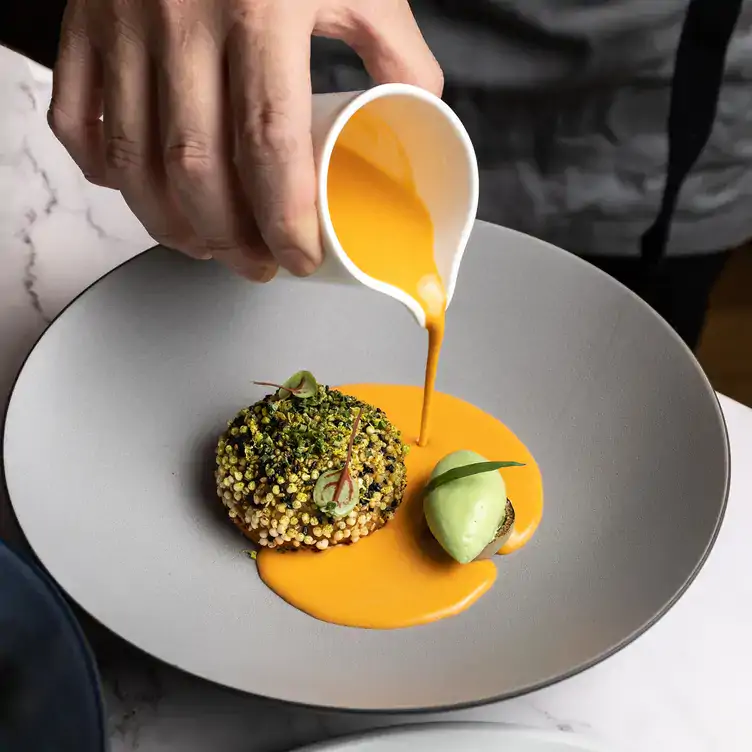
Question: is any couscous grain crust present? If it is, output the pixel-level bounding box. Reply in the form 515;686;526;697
215;385;408;551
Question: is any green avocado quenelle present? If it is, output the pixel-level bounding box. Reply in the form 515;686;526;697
424;450;511;564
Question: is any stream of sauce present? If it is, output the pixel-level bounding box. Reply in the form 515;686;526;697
257;107;542;628
326;109;445;446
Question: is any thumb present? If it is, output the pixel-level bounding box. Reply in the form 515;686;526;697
319;1;444;96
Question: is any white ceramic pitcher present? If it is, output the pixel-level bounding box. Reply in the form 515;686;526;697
308;83;479;328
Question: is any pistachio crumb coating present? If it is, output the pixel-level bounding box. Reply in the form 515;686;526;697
215;385;408;551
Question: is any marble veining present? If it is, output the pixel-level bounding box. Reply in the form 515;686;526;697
1;44;751;752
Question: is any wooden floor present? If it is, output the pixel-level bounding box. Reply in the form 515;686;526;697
697;245;752;407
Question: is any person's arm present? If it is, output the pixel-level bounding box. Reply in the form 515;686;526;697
0;2;67;69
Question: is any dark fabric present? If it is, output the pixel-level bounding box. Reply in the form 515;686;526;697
0;542;105;752
313;2;752;258
584;251;730;351
639;0;744;306
0;2;66;69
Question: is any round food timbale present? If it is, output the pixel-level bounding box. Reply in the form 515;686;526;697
215;384;408;551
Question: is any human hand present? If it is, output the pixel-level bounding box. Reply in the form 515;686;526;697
48;0;443;281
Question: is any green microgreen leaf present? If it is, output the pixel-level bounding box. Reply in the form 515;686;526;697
253;370;318;399
424;461;525;495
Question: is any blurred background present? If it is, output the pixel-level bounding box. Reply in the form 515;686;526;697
697;247;752;407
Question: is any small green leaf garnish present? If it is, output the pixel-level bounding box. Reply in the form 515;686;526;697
242;549;257;560
425;461;525;494
313;408;363;518
254;370;318;399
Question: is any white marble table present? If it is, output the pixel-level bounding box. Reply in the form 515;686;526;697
1;45;750;752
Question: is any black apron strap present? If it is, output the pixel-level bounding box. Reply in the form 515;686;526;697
639;0;744;303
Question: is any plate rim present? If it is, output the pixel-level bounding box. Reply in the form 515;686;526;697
1;230;731;714
295;722;610;751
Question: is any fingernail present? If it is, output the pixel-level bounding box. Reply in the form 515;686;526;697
278;248;319;277
235;263;277;284
190;250;213;261
175;244;212;261
279;211;323;276
83;172;108;187
255;265;278;283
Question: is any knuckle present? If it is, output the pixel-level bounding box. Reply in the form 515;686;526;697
111;0;133;15
109;13;145;48
242;104;300;166
158;0;184;20
157;0;198;41
47;106;106;185
47;103;74;142
105;135;146;173
230;1;268;29
164;138;214;180
59;20;90;55
428;63;445;97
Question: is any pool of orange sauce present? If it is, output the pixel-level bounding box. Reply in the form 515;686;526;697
258;384;543;628
257;106;543;628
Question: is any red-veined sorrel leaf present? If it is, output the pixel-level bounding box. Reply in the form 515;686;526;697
313;408;363;519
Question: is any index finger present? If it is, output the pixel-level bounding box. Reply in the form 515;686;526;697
48;0;108;186
228;6;322;276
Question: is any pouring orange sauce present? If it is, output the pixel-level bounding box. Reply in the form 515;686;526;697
257;107;543;628
325;112;445;447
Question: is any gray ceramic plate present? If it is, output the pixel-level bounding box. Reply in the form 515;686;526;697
3;222;729;712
